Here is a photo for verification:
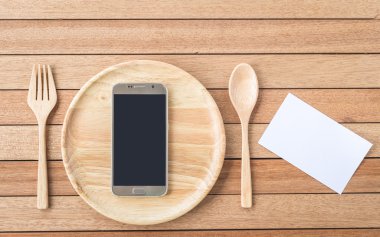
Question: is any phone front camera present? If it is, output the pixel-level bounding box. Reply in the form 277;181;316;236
152;85;155;88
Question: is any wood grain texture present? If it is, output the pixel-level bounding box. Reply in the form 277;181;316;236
0;2;379;235
0;161;71;196
1;158;380;196
214;159;380;194
62;60;225;225
1;55;380;89
213;89;380;124
0;194;380;231
0;229;379;237
0;126;62;161
1;20;380;54
1;0;379;19
0;123;378;161
1;89;379;125
0;229;380;237
225;123;380;159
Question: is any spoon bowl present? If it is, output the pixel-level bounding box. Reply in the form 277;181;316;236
229;63;259;121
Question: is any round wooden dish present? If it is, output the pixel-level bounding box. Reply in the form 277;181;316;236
61;60;226;225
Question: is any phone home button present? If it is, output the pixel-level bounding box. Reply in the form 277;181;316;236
132;187;146;195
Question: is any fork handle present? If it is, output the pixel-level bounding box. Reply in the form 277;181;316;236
241;122;252;208
37;121;48;209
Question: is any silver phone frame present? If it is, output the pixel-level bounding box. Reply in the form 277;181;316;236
112;83;168;196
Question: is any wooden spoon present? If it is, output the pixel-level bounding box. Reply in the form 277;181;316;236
228;63;259;208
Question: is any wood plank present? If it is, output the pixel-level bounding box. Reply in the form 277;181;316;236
1;159;379;196
1;229;380;237
0;194;379;230
0;126;62;161
0;161;70;196
0;123;378;161
2;55;380;89
226;123;380;158
213;89;380;124
1;20;380;54
214;159;380;194
1;89;379;125
0;0;379;19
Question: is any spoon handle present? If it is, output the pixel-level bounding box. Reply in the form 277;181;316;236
241;122;252;208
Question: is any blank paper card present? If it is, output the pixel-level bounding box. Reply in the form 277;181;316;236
258;93;373;194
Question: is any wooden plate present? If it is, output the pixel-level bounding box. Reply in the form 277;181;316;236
61;60;226;225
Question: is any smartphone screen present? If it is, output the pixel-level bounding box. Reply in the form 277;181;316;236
113;94;167;187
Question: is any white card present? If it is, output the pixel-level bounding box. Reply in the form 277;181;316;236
258;93;372;194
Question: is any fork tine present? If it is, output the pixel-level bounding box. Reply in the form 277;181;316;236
37;64;43;101
42;65;48;100
47;65;57;101
28;64;37;101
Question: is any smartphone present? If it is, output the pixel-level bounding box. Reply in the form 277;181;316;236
112;83;168;196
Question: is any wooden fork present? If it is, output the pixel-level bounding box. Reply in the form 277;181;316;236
27;64;57;209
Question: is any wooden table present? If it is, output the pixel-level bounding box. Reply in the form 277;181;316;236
0;1;380;236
